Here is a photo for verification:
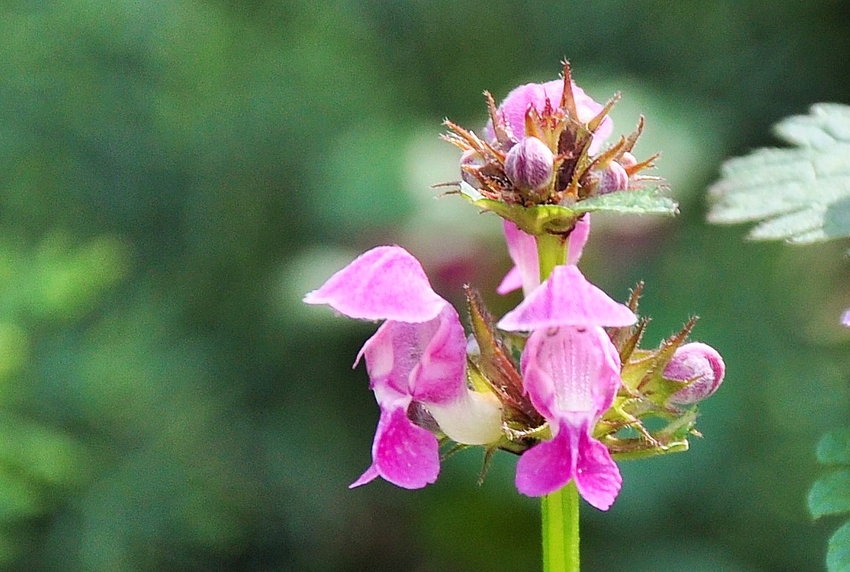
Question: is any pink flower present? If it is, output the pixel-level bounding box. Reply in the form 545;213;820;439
304;246;501;489
487;79;613;153
497;216;590;296
516;326;623;509
842;308;850;327
498;264;636;509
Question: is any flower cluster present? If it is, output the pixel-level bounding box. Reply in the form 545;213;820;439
305;63;724;511
443;63;664;237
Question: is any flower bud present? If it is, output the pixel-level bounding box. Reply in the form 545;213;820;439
594;160;629;195
664;342;725;405
619;152;637;168
504;136;554;197
460;149;486;189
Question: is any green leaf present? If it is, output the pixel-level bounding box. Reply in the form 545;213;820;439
573;187;679;216
708;103;850;244
828;520;850;572
808;469;850;518
818;428;850;466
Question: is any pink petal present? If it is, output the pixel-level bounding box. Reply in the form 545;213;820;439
515;429;574;496
490;80;612;152
498;265;636;331
566;216;590;265
350;464;380;488
358;306;466;404
574;434;621;511
514;421;622;510
497;216;590;296
519;326;622;421
409;306;468;404
351;405;440;489
496;266;524;295
501;220;540;296
842;308;850;327
304;246;447;322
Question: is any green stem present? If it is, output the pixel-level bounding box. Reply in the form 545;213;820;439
536;232;568;283
542;483;580;572
536;230;579;572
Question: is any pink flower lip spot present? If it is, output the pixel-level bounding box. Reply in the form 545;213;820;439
497;265;636;331
664;342;726;405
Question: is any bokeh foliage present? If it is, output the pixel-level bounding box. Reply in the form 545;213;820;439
708;104;850;244
810;428;850;572
1;0;850;570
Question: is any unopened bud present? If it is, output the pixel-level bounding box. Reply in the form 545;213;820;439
595;160;629;195
460;149;486;189
664;342;725;404
619;152;638;168
504;136;554;196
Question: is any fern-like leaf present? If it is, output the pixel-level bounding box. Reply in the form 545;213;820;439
708;104;850;245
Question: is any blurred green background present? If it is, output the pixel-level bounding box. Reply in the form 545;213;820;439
1;1;849;570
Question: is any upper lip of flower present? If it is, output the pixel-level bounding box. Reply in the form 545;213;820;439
497;264;637;332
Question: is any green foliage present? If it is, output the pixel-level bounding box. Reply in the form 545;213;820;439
574;187;678;216
708;104;850;245
0;235;126;566
828;522;850;572
809;428;850;572
820;429;850;465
